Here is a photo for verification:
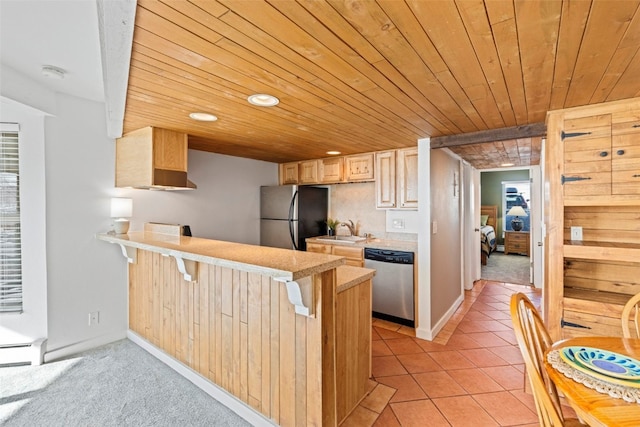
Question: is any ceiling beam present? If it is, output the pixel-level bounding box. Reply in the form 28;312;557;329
430;122;546;148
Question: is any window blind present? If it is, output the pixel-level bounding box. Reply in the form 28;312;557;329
0;124;22;313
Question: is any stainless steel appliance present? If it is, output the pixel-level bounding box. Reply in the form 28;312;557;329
260;185;328;251
364;248;415;327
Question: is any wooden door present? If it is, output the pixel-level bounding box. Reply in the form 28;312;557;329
562;114;612;197
398;147;418;208
375;151;396;208
612;112;640;195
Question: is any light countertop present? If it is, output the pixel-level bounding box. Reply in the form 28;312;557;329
336;265;375;293
306;236;417;253
98;231;345;281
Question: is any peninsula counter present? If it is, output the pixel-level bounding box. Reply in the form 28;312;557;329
98;231;374;426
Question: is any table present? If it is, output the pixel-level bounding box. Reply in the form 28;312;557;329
544;337;640;427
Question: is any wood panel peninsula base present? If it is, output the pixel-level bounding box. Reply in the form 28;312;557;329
97;231;375;426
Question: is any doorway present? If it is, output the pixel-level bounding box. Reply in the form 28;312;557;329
480;169;532;286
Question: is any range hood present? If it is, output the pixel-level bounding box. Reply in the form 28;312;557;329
116;127;197;191
139;169;197;190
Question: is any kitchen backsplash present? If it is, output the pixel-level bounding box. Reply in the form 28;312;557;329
329;182;418;241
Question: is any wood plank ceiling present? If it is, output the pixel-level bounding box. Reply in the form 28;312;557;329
123;0;640;168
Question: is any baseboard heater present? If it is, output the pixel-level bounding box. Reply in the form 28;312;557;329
0;338;47;366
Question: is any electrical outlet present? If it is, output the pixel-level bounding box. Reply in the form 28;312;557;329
570;226;583;241
392;219;405;229
88;311;100;326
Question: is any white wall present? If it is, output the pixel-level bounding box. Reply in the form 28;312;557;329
44;93;128;358
118;150;277;244
1;68;279;359
429;149;463;333
416;139;431;340
329;182;417;240
0;99;48;345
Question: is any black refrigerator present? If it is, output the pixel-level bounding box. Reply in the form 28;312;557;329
260;185;328;251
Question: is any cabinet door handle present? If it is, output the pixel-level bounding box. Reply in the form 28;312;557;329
599;151;608;157
617;150;625;155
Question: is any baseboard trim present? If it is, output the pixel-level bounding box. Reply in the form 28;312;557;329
127;330;275;427
44;331;127;363
431;293;464;338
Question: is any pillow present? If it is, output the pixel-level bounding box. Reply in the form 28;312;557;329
480;215;489;226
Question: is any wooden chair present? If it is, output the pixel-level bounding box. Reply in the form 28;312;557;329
510;293;582;427
621;292;640;338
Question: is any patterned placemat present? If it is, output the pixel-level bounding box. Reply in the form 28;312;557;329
547;350;640;404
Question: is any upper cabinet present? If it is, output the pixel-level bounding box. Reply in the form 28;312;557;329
375;148;418;209
375;151;396;208
397;148;418;209
344;153;374;182
276;148;416;208
562;113;640;198
279;154;374;185
319;157;344;183
280;162;299;185
299;160;319;184
116;126;195;190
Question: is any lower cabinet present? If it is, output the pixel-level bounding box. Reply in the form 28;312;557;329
307;243;364;267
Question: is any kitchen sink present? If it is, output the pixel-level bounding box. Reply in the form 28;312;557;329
314;235;367;244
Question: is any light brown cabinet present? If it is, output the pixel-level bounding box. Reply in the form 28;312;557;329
278;153;375;185
375;147;418;209
319;157;344;183
504;231;529;256
280;162;299;184
344;153;374;181
299;160;319;184
397;147;419;208
375;151;396;208
545;97;640;341
307;243;364;267
562;112;640;197
116;126;194;189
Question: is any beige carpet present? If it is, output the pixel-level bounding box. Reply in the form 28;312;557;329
481;251;531;285
0;339;251;426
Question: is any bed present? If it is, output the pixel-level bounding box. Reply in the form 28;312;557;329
480;205;498;266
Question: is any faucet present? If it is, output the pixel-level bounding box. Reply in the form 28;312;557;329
340;220;356;236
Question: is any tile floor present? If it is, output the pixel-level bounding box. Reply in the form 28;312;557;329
340;279;577;426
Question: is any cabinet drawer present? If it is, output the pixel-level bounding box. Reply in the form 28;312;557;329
508;233;528;242
509;242;528;251
306;243;331;254
332;246;363;259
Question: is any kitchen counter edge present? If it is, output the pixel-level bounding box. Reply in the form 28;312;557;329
306;236;418;252
97;231;345;281
336;265;375;293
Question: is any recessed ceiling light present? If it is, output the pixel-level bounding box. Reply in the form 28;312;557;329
42;65;65;80
189;112;218;122
326;151;341;155
247;94;279;107
501;163;515;167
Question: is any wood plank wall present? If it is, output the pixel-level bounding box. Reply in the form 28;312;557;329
562;205;640;338
129;250;337;426
335;280;371;424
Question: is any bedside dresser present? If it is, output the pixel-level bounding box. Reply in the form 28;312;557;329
504;231;530;256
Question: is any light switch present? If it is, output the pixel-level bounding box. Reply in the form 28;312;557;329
432;221;438;234
570;226;583;241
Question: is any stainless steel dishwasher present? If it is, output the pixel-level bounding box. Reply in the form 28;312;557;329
364;248;415;327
